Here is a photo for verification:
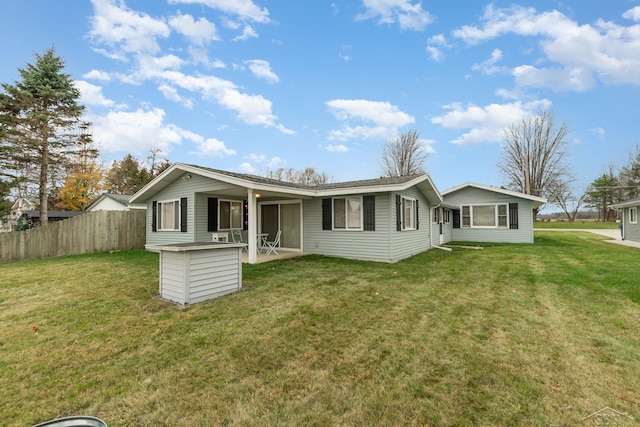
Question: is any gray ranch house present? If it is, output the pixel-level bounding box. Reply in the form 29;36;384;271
611;197;640;242
130;164;546;263
441;182;547;244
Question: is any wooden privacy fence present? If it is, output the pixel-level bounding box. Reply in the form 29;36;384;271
0;210;146;263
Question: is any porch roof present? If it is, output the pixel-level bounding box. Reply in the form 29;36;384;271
130;163;443;204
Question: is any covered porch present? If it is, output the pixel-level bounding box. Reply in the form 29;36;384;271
241;250;311;264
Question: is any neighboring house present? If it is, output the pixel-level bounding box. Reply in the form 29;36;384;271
130;163;443;264
85;193;145;212
1;197;38;232
611;197;640;242
441;182;547;244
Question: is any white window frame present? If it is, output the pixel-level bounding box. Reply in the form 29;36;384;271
460;204;509;228
630;207;637;224
157;199;180;231
402;197;417;230
444;209;451;224
219;199;243;230
332;196;363;231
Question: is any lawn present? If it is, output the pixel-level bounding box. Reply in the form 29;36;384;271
534;220;619;229
1;232;639;426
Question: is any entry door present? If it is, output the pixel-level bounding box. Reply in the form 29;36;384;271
280;203;301;249
259;202;301;250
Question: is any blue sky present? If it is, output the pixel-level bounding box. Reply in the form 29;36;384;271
1;0;639;204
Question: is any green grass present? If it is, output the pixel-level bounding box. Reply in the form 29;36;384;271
1;233;640;426
534;220;618;229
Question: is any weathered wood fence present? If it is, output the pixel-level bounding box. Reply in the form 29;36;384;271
0;210;146;263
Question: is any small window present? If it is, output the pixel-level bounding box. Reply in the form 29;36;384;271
157;200;180;231
219;200;243;230
402;197;416;230
462;206;471;227
333;196;362;230
444;209;451;223
630;207;637;224
433;207;441;223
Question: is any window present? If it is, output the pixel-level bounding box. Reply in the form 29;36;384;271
460;204;509;228
333;197;362;230
630;207;637;224
444;209;451;224
157;200;180;231
403;197;416;230
433;207;441;223
219;200;243;229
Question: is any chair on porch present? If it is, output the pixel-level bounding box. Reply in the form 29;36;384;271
230;229;248;251
264;230;281;256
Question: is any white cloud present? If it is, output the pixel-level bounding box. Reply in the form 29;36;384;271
453;5;640;90
431;100;552;145
89;0;170;56
91;107;236;158
622;6;640;22
326;99;415;141
83;69;112;81
158;84;193;109
91;108;183;153
357;0;434;31
590;127;606;139
168;0;270;24
237;162;258;174
190;137;237;157
232;24;259;41
169;13;219;45
246;59;279;83
74;80;115;108
472;49;504;75
325;144;349;152
425;34;450;61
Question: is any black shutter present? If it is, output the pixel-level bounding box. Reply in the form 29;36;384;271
243;200;248;231
322;198;332;230
415;200;419;230
180;197;188;232
396;194;402;231
509;203;519;229
207;198;218;232
152;201;157;232
453;209;460;229
363;195;375;231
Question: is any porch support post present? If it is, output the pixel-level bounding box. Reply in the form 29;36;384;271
247;189;257;264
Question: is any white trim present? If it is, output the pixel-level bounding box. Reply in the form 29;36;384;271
442;182;546;207
401;196;417;230
332;196;363;231
630;207;637;224
156;199;180;231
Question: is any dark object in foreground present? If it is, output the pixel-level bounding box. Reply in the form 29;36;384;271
32;416;107;427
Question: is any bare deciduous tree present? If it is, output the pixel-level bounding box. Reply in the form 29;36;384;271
498;110;572;216
266;167;331;186
547;179;586;222
380;130;429;177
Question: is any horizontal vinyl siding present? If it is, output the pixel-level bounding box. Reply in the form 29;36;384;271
390;188;431;262
187;248;241;304
303;195;393;262
160;252;187;305
445;187;535;243
146;174;236;247
624;207;640;242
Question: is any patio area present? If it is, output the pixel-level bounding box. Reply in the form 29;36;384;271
241;250;310;264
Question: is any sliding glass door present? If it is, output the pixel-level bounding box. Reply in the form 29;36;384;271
259;201;301;250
